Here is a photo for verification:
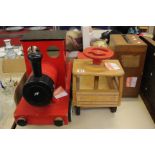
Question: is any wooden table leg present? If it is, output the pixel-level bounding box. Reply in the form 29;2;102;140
118;76;124;104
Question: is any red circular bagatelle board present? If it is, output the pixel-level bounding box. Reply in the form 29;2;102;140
83;47;114;64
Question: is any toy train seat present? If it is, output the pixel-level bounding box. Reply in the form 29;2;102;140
14;30;72;127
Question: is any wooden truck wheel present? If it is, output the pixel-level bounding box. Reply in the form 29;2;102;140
75;106;80;115
110;107;117;113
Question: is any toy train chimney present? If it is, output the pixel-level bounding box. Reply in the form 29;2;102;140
28;52;42;77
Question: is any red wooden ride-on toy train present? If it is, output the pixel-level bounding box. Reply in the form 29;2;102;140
14;31;72;127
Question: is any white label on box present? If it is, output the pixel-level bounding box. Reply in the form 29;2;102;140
53;86;68;99
126;77;138;88
104;62;120;70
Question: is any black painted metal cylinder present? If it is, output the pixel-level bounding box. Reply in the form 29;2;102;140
23;52;55;106
23;75;54;106
28;52;42;77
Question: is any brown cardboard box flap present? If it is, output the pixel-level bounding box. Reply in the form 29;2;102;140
110;34;147;46
109;34;147;97
2;57;26;73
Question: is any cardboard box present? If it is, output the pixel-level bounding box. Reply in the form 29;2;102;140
1;56;26;73
0;56;26;106
109;34;147;97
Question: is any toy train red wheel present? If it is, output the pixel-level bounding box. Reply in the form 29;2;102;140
83;47;114;64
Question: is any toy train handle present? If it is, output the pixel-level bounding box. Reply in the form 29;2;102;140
28;52;42;77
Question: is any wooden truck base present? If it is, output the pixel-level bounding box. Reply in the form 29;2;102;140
72;59;124;115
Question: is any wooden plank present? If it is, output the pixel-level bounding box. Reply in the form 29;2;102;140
118;76;124;105
76;102;118;107
79;76;94;90
76;94;119;102
98;76;117;90
72;75;77;104
73;59;124;76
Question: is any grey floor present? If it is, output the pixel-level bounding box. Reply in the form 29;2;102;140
16;96;155;129
0;64;154;129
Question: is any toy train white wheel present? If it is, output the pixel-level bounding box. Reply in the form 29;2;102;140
54;117;64;127
16;117;27;126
